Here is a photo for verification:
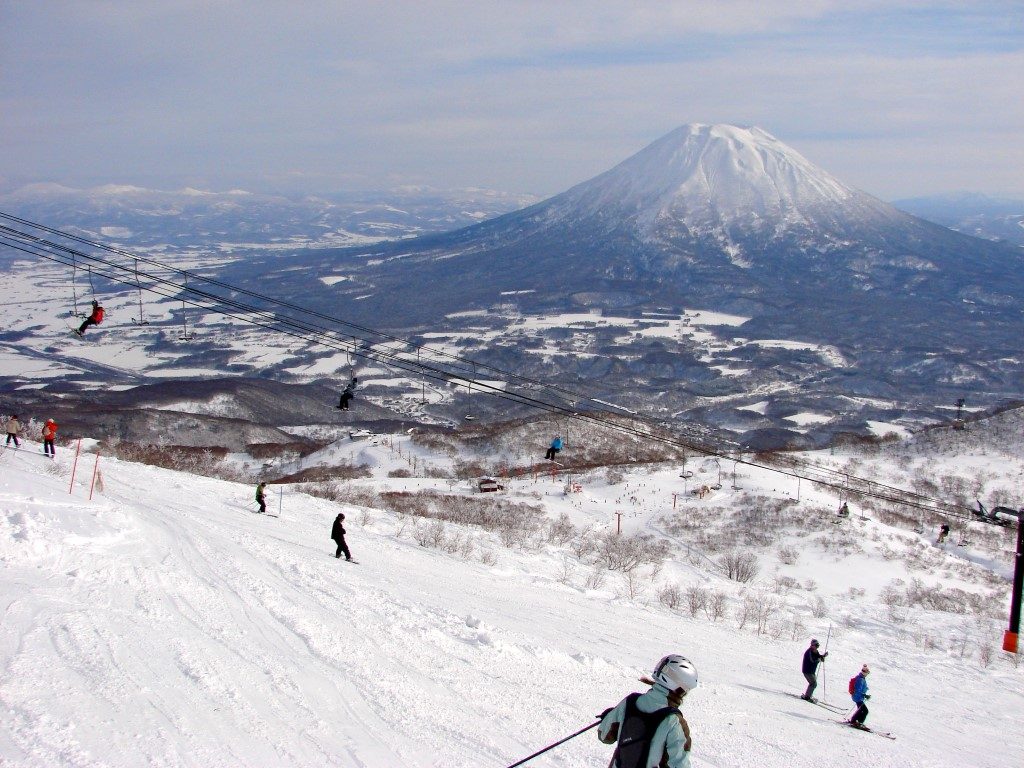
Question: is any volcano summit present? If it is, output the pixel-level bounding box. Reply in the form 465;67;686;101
219;124;1024;441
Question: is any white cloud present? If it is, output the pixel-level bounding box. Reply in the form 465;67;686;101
0;1;1020;197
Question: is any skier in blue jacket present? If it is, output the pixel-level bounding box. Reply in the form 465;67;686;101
598;654;696;768
849;664;871;728
544;435;563;461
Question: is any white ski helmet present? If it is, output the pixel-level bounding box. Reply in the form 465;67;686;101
652;654;698;693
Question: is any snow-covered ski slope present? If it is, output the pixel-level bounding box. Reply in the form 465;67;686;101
1;440;1021;767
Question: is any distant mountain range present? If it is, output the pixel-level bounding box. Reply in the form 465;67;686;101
892;192;1024;247
0;183;538;252
3;127;1023;447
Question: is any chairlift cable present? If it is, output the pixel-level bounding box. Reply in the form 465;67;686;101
0;220;1005;526
0;209;595;406
0;209;979;423
0;231;983;519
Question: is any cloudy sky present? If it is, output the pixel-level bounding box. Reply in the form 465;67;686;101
1;1;1021;200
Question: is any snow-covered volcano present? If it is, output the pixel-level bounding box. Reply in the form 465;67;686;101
544;123;901;246
207;124;1024;429
230;122;1023;344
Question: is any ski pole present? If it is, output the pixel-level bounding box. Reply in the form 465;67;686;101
823;623;833;702
504;719;601;768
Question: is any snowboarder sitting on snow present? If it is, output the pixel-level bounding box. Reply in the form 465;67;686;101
255;482;267;514
936;524;950;545
76;300;105;336
848;664;871;728
331;512;352;561
337;376;358;410
544;435;563;461
800;638;828;702
5;414;20;447
41;418;58;457
598;654;696;768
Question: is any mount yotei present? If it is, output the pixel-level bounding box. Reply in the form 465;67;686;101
216;124;1024;443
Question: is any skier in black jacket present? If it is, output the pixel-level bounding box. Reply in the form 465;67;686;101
337;376;358;410
800;638;828;701
331;512;352;560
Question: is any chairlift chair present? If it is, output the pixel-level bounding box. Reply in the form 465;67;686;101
131;258;149;325
973;500;989;521
178;305;196;341
977;502;1016;528
68;256;87;318
463;367;477;421
417;348;429;405
177;273;196;341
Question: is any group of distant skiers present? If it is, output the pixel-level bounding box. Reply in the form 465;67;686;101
253;481;354;562
801;638;874;730
4;414;60;457
509;647;873;767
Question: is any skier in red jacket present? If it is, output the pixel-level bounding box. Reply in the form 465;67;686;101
41;418;58;457
76;300;105;336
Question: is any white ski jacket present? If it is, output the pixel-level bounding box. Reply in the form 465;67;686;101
599;684;691;768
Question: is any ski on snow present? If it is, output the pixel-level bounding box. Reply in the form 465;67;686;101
786;693;847;715
833;720;895;740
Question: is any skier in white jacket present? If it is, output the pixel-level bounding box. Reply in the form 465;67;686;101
598;654;697;768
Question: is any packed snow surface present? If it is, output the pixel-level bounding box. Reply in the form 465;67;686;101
0;438;1021;767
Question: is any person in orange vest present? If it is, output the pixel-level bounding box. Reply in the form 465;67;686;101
41;418;58;457
75;300;105;336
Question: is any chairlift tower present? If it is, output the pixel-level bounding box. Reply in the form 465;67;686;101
953;398;967;430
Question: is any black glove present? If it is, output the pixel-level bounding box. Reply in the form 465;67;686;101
864;694;871;700
597;707;613;720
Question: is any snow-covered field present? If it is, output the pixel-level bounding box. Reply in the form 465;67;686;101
1;427;1021;767
0;253;833;417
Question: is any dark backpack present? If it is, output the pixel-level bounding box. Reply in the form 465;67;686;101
612;693;680;768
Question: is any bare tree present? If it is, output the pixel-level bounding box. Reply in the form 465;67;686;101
594;532;669;573
736;594;759;630
721;551;759;583
658;584;683;610
704;591;729;623
685;584;709;617
547;512;576;545
811;595;828;618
